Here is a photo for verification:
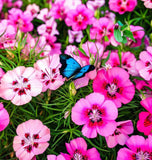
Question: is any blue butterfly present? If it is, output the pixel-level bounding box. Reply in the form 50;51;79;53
59;54;95;80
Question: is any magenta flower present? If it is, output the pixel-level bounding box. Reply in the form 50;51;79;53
136;46;152;81
0;0;3;12
93;67;135;108
68;29;83;43
105;120;134;148
13;119;50;160
137;97;152;135
0;66;43;106
104;50;138;76
34;55;64;92
47;154;65;160
0;103;9;131
141;0;152;9
109;0;137;15
117;135;152;160
90;17;118;47
72;93;118;138
127;25;145;48
8;8;34;32
61;137;101;160
37;17;59;36
65;4;94;31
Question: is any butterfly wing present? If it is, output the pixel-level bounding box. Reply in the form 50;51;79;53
71;65;95;80
59;54;81;79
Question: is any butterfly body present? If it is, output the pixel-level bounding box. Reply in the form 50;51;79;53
59;54;95;80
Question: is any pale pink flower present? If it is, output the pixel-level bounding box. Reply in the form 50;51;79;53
117;135;152;160
104;10;116;22
87;0;105;12
64;0;82;10
26;4;40;17
0;68;5;80
37;8;51;22
136;46;152;81
104;50;138;76
65;4;94;31
0;103;9;131
127;25;145;48
68;29;83;43
0;19;16;49
105;120;134;148
90;17;118;47
61;137;101;160
13;0;22;8
109;0;137;15
0;66;43;106
38;35;61;56
72;92;118;138
8;8;33;32
13;119;50;160
37;17;59;36
47;154;65;160
141;0;152;9
137;97;152;135
34;55;64;92
93;67;135;108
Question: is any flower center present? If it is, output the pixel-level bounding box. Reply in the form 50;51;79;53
88;105;103;123
144;114;152;127
73;150;88;160
136;151;150;160
107;83;117;95
21;133;40;153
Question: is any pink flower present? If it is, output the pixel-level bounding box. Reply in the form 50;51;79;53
109;0;137;15
0;19;16;49
37;17;59;36
37;8;51;22
141;0;152;9
13;119;50;160
127;25;145;48
62;137;101;160
137;97;152;135
105;120;134;148
34;55;64;92
93;67;135;108
8;8;33;32
68;29;83;43
26;4;40;18
64;0;82;10
136;46;152;81
117;135;152;160
47;154;65;160
0;0;3;12
0;66;43;106
134;79;152;99
13;0;22;8
65;4;94;31
90;17;118;47
0;103;9;131
87;0;105;12
72;92;118;138
104;50;138;76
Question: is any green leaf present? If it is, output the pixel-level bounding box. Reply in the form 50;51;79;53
122;36;127;44
123;30;135;41
104;35;109;42
78;48;87;56
102;51;111;66
121;24;128;31
114;29;123;42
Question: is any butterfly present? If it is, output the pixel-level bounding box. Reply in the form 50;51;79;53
59;54;95;80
